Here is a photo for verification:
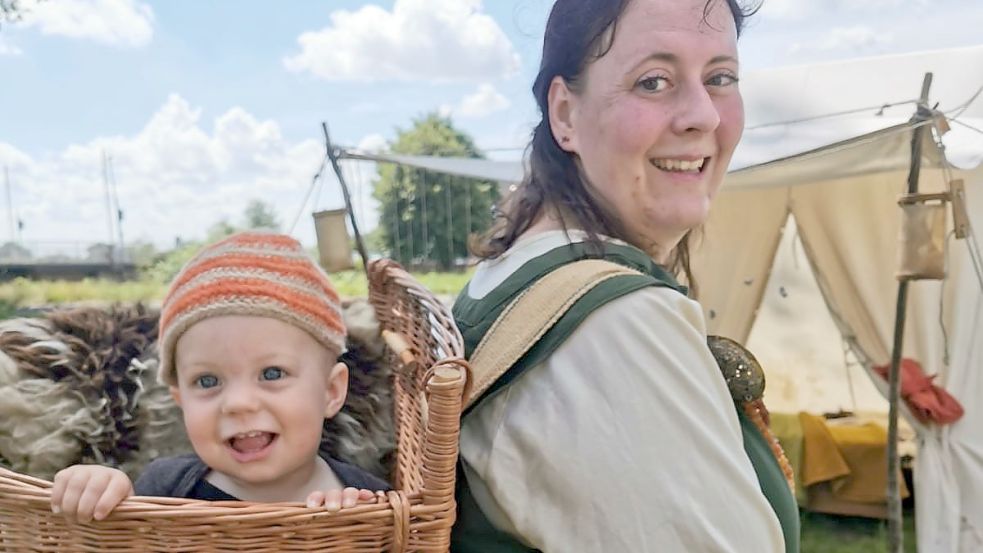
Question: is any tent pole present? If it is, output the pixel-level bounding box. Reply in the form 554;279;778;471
886;72;933;553
322;122;370;273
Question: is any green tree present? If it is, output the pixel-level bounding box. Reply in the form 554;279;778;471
243;199;280;230
373;113;499;270
206;220;237;242
125;240;158;268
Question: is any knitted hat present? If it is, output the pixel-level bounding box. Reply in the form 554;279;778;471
158;230;346;386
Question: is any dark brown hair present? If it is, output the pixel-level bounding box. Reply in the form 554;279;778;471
474;0;760;295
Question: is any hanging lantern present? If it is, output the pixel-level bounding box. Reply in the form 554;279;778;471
896;194;948;281
312;208;354;272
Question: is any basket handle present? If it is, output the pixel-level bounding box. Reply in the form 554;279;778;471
420;360;468;506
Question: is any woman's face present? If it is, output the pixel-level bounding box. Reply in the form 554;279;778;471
550;0;743;260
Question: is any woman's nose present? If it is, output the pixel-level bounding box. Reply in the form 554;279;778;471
671;81;721;135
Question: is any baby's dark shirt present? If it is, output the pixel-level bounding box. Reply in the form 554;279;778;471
133;453;390;500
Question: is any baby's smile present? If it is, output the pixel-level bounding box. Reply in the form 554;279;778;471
227;431;278;463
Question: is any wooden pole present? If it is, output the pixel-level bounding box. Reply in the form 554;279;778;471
322;122;370;272
886;71;933;553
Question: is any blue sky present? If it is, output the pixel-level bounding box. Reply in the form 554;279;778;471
1;0;981;250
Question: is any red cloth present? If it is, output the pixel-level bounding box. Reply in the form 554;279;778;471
873;358;964;425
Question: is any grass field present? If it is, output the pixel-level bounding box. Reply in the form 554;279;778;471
800;511;917;552
0;269;474;313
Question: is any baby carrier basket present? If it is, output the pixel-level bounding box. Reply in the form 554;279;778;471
0;258;469;552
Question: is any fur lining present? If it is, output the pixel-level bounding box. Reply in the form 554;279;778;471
0;299;395;481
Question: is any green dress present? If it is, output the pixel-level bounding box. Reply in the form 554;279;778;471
450;241;800;553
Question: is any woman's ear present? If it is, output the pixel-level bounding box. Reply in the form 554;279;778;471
169;386;182;408
324;362;349;419
547;75;579;153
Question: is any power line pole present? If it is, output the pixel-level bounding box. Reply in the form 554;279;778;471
101;151;117;266
4;165;14;243
106;155;126;261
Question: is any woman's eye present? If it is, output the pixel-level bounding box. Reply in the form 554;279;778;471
261;366;285;381
637;76;669;92
195;374;219;389
706;72;739;87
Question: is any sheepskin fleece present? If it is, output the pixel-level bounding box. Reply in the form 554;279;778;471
0;299;395;482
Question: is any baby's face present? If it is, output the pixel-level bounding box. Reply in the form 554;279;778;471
170;315;346;488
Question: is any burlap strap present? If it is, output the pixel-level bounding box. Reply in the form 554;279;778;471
465;259;641;410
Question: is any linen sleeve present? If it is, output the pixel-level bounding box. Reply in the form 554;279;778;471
459;286;786;552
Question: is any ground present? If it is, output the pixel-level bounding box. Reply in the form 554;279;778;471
800;510;917;553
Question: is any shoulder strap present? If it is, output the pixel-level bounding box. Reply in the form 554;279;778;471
465;258;641;410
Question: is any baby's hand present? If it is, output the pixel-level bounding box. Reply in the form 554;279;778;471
306;487;378;512
50;465;134;523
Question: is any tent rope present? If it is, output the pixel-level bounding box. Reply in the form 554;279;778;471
841;339;860;413
421;169;429;259
745;99;919;131
939;229;956;367
745;83;981;132
950;117;983;137
289;153;329;234
355;158;367;230
943;84;983;119
937;137;983;294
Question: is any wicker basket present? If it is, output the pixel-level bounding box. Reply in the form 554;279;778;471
0;259;469;552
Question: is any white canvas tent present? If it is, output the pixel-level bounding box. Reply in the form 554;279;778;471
342;46;983;552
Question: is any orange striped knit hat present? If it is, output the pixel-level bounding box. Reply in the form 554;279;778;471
158;230;346;386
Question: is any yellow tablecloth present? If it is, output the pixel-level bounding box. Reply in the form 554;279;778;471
772;412;909;507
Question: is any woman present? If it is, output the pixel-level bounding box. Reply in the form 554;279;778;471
451;0;798;551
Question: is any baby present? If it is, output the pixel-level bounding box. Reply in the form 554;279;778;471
51;231;389;522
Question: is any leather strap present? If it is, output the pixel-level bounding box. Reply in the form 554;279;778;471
465;259;640;410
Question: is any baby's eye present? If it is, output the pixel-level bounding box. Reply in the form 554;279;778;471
195;374;219;389
637;76;670;93
260;366;285;381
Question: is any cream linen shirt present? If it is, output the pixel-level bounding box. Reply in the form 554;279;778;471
459;231;785;552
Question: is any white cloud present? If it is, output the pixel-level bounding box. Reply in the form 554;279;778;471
283;0;520;82
817;26;892;51
758;0;927;21
0;36;23;56
789;26;893;56
357;134;388;153
842;0;928;8
442;84;511;119
0;95;353;250
756;0;819;21
0;143;34;172
19;0;154;47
